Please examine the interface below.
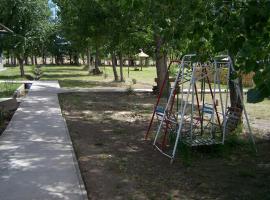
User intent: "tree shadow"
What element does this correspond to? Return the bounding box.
[59,80,121,88]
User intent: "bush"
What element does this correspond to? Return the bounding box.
[132,78,137,84]
[169,64,179,76]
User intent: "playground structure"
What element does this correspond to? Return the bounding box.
[145,54,256,163]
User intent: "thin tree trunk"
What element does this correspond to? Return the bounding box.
[35,56,38,65]
[82,54,85,65]
[114,55,118,66]
[74,54,79,65]
[24,57,28,65]
[6,51,9,65]
[18,56,25,77]
[31,56,34,65]
[69,53,72,65]
[112,52,119,81]
[87,48,91,71]
[94,45,101,74]
[11,56,16,66]
[228,55,243,131]
[119,52,124,82]
[155,34,169,96]
[50,56,53,64]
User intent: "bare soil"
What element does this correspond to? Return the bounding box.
[59,92,270,200]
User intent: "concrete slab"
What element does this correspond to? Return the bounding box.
[0,81,87,200]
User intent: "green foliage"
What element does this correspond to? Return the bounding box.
[169,64,179,76]
[0,0,269,100]
[0,83,21,98]
[0,0,53,76]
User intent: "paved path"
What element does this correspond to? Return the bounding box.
[0,81,87,200]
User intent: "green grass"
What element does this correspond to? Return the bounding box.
[246,98,270,120]
[0,65,157,88]
[0,66,34,80]
[0,83,21,98]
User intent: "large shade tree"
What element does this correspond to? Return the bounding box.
[0,0,51,77]
[191,1,270,104]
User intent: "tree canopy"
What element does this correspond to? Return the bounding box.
[0,0,269,99]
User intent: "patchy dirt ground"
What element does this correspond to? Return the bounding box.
[59,92,270,200]
[0,110,16,134]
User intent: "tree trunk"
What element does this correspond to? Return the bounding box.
[82,54,85,65]
[11,56,16,66]
[74,54,79,65]
[119,52,124,82]
[228,55,244,131]
[6,51,10,65]
[155,34,169,96]
[35,56,38,65]
[18,56,25,77]
[94,45,101,74]
[50,56,54,65]
[31,56,34,65]
[87,48,91,71]
[112,52,119,81]
[114,55,118,66]
[69,53,72,65]
[24,57,28,65]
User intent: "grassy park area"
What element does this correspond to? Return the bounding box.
[1,1,270,199]
[0,65,156,89]
[0,82,21,98]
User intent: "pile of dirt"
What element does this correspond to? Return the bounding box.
[0,98,19,135]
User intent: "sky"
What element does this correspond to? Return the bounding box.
[48,0,58,19]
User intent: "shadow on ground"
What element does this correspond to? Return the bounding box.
[59,92,270,200]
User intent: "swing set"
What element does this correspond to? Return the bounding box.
[145,54,256,163]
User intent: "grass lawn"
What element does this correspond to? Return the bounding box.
[0,66,34,80]
[0,65,253,90]
[0,82,21,98]
[42,65,156,88]
[0,65,157,88]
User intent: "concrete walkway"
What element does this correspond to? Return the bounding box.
[0,81,87,200]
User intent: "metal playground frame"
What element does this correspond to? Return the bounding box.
[145,54,256,163]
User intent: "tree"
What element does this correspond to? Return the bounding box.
[200,1,270,103]
[0,0,51,77]
[137,0,195,95]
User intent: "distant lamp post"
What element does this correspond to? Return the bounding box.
[137,49,149,71]
[0,23,13,69]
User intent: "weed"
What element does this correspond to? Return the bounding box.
[103,73,108,79]
[132,78,137,84]
[126,86,135,95]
